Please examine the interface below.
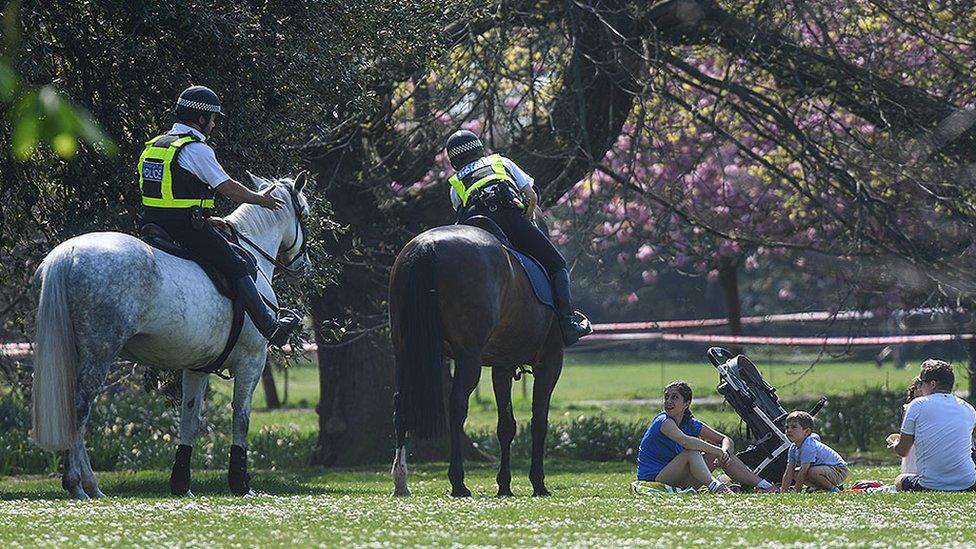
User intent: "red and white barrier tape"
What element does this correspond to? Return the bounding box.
[580,331,976,346]
[4,331,972,357]
[657,332,975,346]
[591,310,875,332]
[1,308,968,357]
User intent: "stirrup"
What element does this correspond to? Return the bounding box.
[559,311,592,347]
[572,311,593,336]
[267,313,301,347]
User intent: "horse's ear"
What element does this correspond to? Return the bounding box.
[246,171,271,190]
[294,171,308,193]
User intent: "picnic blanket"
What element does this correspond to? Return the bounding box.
[630,480,698,495]
[848,479,897,493]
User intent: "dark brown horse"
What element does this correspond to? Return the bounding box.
[389,223,563,497]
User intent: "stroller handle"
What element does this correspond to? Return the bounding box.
[707,347,736,368]
[809,397,828,417]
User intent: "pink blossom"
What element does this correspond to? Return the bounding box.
[641,269,658,284]
[624,292,639,304]
[461,119,483,134]
[434,111,453,125]
[616,252,630,265]
[706,269,719,283]
[636,244,656,261]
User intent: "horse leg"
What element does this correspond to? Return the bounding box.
[391,392,411,497]
[170,369,209,496]
[492,366,516,497]
[76,443,105,499]
[448,354,482,497]
[64,353,113,500]
[228,359,263,496]
[529,345,563,497]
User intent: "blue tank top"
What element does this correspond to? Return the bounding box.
[636,411,704,481]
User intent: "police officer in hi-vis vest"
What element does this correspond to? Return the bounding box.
[137,85,299,347]
[445,130,592,346]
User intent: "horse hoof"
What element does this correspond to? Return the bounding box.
[496,490,515,498]
[451,487,472,498]
[533,488,551,497]
[69,486,90,500]
[242,489,257,498]
[392,487,411,497]
[85,487,106,499]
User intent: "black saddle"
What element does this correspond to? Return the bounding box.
[459,216,555,307]
[138,223,259,379]
[462,215,512,247]
[139,223,257,298]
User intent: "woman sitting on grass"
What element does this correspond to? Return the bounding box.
[636,381,778,493]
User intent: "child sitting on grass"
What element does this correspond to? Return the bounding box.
[781,411,848,493]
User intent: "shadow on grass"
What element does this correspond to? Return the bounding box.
[0,468,368,501]
[0,459,639,501]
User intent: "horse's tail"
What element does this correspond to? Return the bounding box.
[393,242,445,440]
[31,247,79,451]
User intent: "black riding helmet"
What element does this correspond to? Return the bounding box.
[446,130,485,170]
[175,85,222,121]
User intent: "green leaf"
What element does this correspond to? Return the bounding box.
[51,132,78,157]
[11,111,38,160]
[0,62,15,101]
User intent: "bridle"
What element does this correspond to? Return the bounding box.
[230,183,309,278]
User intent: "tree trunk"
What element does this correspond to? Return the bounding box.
[309,289,492,465]
[968,339,976,403]
[261,357,281,410]
[718,259,743,356]
[309,304,395,466]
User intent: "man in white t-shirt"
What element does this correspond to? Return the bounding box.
[888,359,976,491]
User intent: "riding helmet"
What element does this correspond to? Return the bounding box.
[175,85,223,120]
[446,130,485,170]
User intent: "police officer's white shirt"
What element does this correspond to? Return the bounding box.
[167,123,232,189]
[901,392,976,490]
[449,155,534,211]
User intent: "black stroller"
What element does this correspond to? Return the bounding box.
[707,347,827,484]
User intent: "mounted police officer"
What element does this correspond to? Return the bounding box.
[445,130,592,346]
[137,85,299,347]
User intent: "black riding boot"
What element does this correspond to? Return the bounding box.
[234,276,301,347]
[552,268,592,346]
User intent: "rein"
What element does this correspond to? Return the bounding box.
[228,184,308,278]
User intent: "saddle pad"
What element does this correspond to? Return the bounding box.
[503,245,554,308]
[139,225,257,298]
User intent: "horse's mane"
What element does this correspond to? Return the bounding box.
[225,179,294,237]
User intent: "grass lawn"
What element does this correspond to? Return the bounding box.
[2,461,974,547]
[231,354,946,435]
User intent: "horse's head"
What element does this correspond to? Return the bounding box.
[246,171,312,274]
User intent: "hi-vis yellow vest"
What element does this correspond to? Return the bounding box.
[448,154,519,207]
[138,133,215,209]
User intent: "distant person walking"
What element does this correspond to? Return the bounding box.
[888,360,976,492]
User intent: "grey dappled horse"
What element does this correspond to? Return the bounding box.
[30,173,310,499]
